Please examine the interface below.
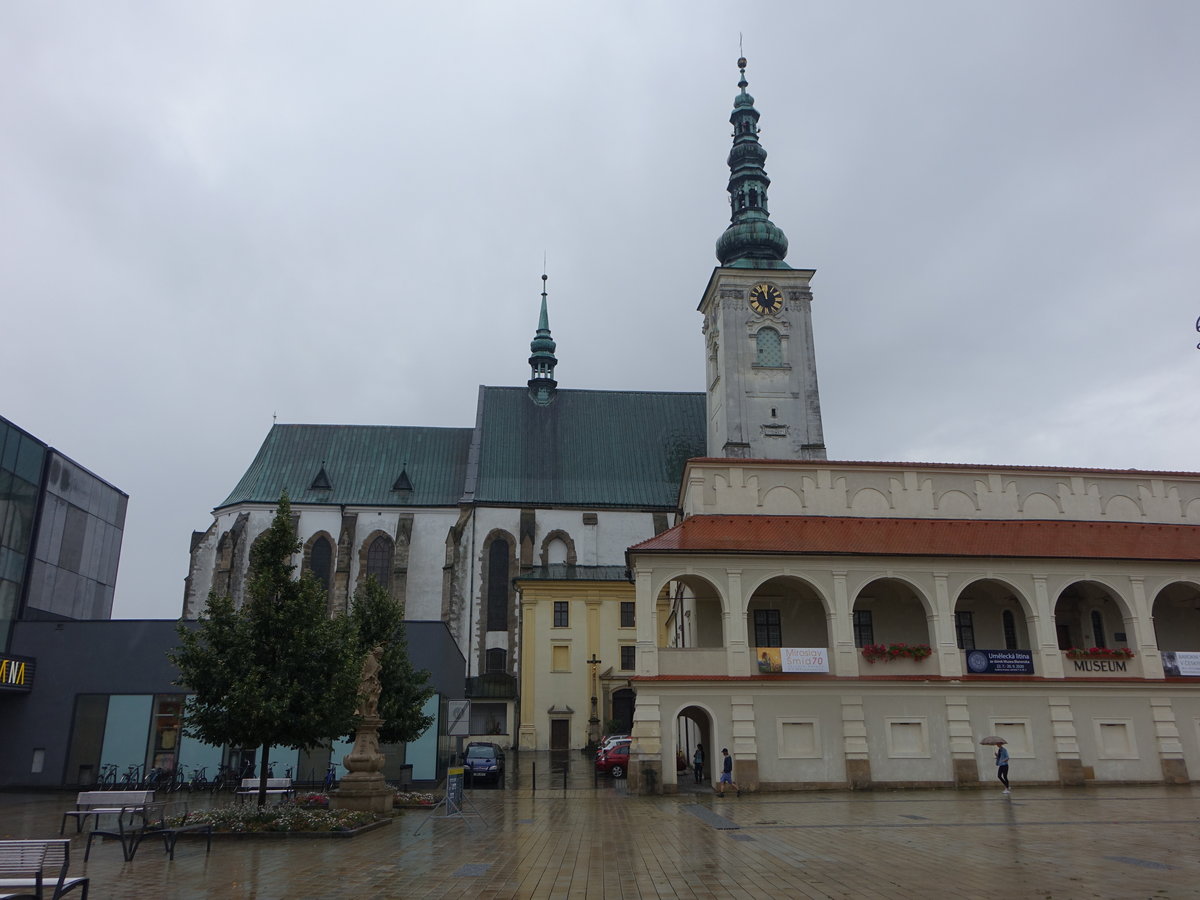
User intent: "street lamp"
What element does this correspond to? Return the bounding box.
[586,654,602,744]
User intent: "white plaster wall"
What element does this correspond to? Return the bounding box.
[685,462,1200,525]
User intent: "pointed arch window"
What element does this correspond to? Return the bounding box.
[310,536,333,595]
[755,327,783,366]
[366,535,393,589]
[487,540,510,632]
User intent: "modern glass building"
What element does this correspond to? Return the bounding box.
[0,414,127,652]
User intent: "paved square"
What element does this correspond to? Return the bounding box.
[2,779,1197,898]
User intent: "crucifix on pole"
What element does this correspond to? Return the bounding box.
[586,654,602,744]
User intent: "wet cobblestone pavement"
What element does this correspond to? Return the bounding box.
[3,760,1198,898]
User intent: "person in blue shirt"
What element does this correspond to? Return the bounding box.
[995,744,1011,794]
[716,747,740,797]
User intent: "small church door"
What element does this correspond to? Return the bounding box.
[550,719,570,750]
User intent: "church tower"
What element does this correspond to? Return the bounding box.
[700,58,826,460]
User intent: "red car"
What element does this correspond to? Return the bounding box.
[595,742,630,778]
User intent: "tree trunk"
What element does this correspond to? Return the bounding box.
[257,746,272,808]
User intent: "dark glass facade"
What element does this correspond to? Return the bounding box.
[1,416,47,650]
[0,415,127,650]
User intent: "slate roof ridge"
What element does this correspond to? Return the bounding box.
[480,384,704,398]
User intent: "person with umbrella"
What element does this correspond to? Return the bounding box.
[981,736,1010,794]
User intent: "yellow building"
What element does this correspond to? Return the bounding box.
[515,566,645,750]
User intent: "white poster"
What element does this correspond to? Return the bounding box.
[781,647,830,673]
[1162,651,1200,676]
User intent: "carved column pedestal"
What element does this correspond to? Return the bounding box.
[330,714,393,814]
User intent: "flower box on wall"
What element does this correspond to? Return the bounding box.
[860,643,933,664]
[1064,647,1135,660]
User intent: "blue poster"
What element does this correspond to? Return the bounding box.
[966,649,1034,674]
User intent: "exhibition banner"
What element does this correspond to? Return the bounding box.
[1161,651,1200,677]
[756,647,830,673]
[965,649,1035,675]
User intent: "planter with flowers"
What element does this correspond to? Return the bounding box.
[861,642,934,664]
[1064,647,1135,660]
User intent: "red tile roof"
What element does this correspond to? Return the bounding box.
[630,516,1200,562]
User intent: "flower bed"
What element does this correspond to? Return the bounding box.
[394,790,437,808]
[1064,646,1135,660]
[170,802,381,834]
[861,642,933,664]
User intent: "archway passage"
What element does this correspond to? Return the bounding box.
[1054,581,1131,651]
[675,705,714,793]
[661,574,725,648]
[610,689,635,735]
[1153,582,1200,671]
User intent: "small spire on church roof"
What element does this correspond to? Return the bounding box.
[528,270,559,405]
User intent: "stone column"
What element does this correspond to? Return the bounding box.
[331,647,393,814]
[831,570,858,676]
[933,573,961,677]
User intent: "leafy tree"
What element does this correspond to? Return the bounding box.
[171,494,361,806]
[349,574,435,744]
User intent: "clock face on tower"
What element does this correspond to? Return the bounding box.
[748,282,783,315]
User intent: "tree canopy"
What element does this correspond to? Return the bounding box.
[170,494,361,804]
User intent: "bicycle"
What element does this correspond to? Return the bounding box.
[96,763,119,790]
[118,764,142,791]
[143,766,167,792]
[188,766,209,793]
[322,764,337,793]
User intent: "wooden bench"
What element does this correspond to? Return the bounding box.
[0,839,89,899]
[234,777,294,803]
[59,791,154,835]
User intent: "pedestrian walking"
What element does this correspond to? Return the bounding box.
[995,743,1011,794]
[716,747,740,797]
[693,743,704,784]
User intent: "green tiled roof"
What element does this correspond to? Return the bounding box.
[219,424,473,509]
[470,387,705,509]
[515,565,631,582]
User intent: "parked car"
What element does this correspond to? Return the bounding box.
[463,742,505,784]
[595,743,630,778]
[595,735,630,760]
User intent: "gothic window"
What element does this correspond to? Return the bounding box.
[1002,610,1018,650]
[309,536,333,594]
[853,610,874,648]
[1090,610,1107,648]
[955,611,975,651]
[753,609,781,647]
[486,648,506,673]
[486,539,509,632]
[366,534,393,589]
[755,328,783,366]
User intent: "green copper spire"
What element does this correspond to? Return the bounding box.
[715,57,790,268]
[528,273,558,405]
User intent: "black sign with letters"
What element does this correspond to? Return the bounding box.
[0,654,34,692]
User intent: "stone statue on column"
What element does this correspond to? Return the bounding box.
[330,645,393,813]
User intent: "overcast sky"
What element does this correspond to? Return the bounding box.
[2,1,1197,619]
